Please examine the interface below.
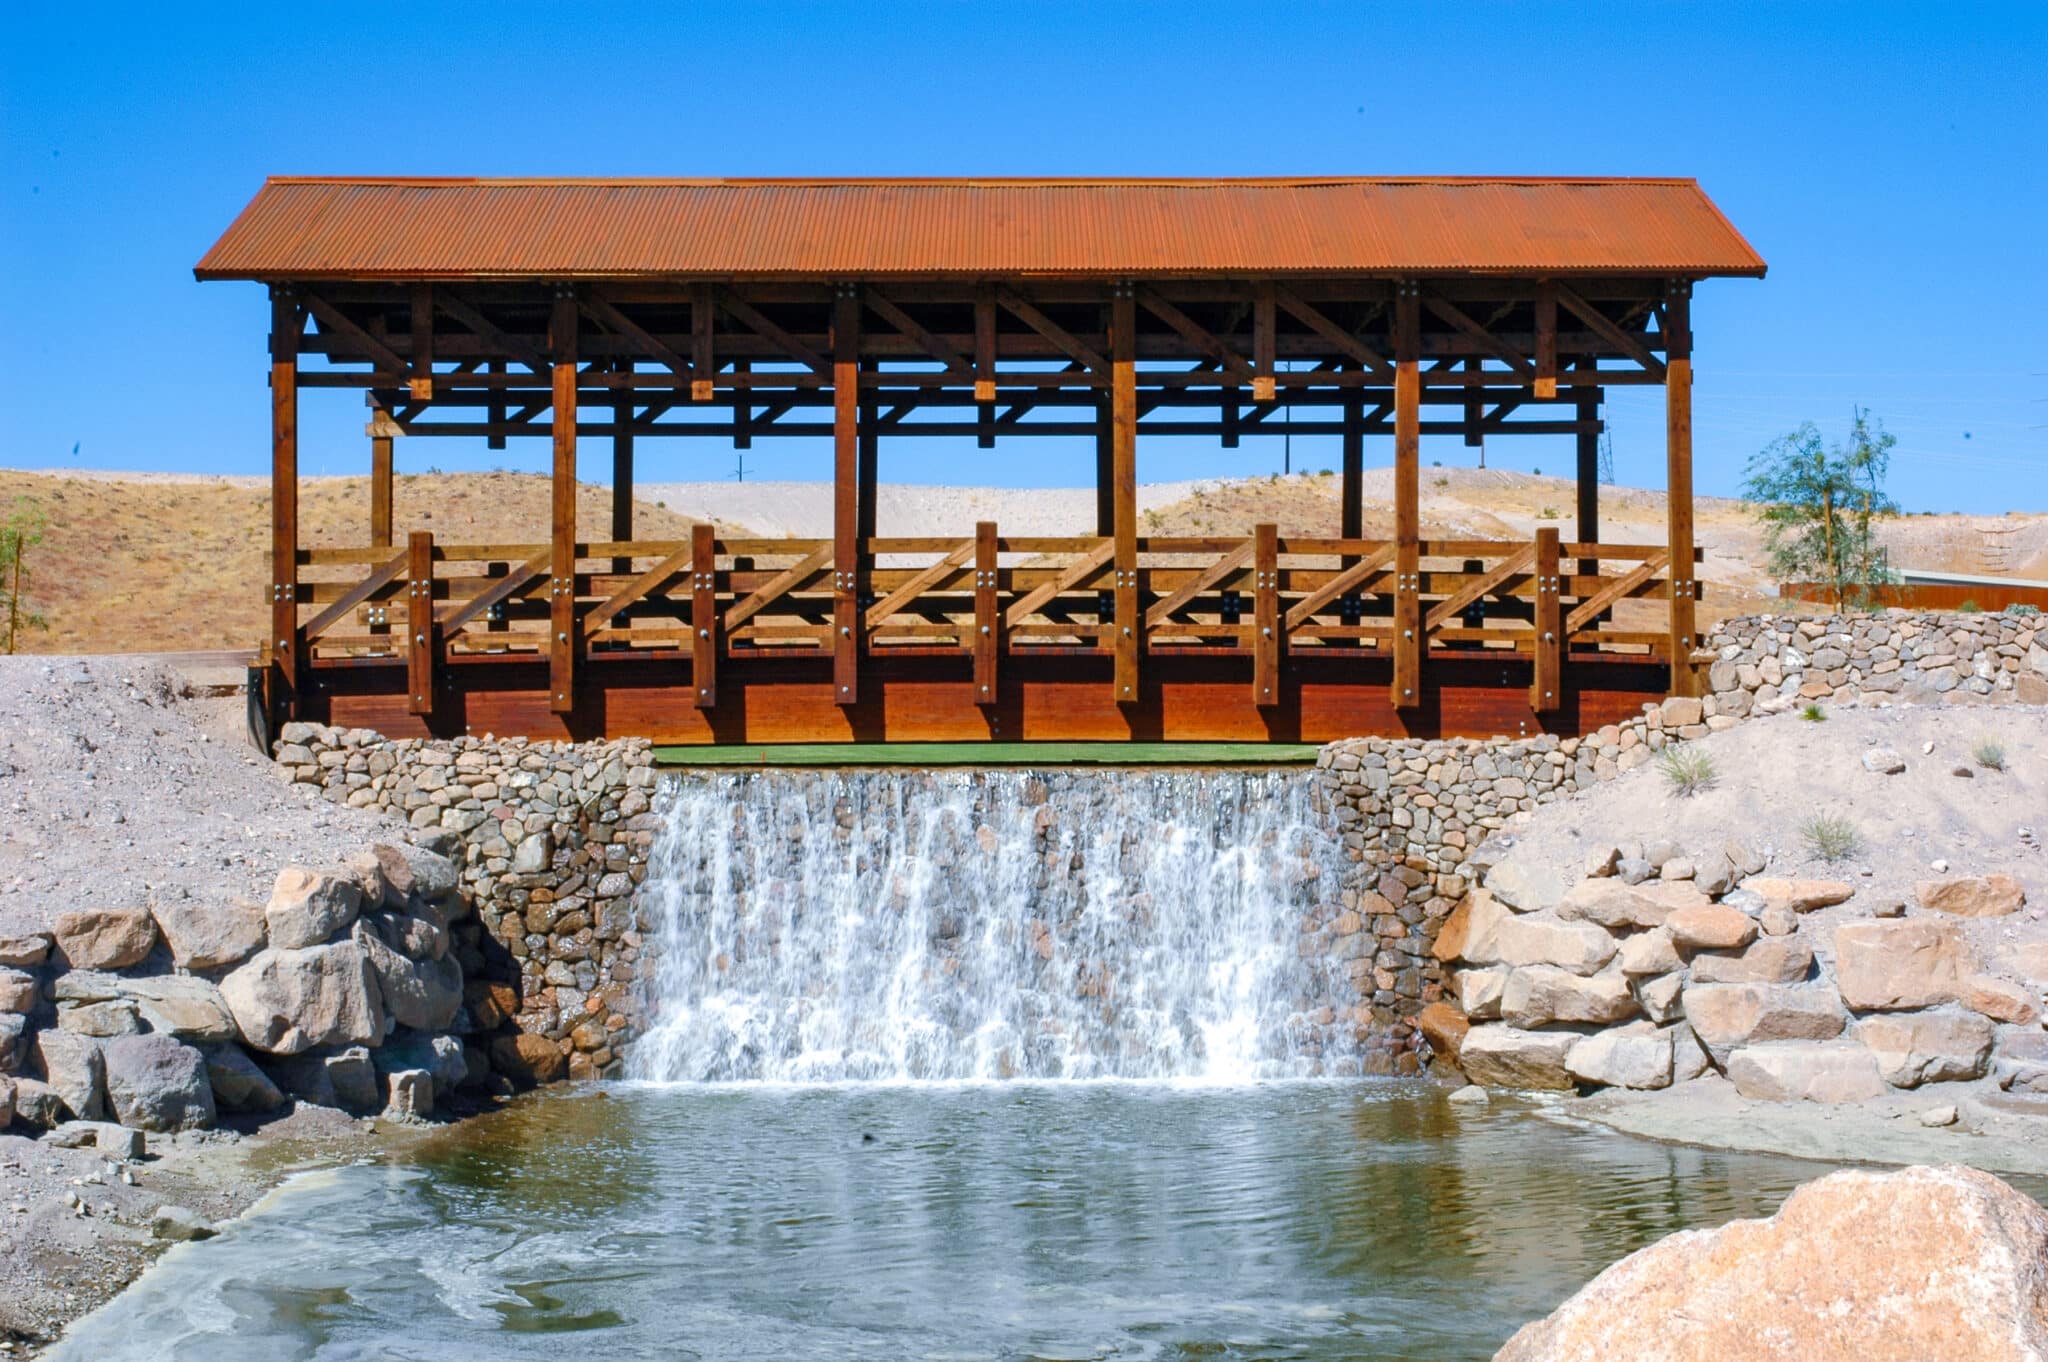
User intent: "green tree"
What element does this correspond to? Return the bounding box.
[1,497,49,653]
[1742,408,1898,609]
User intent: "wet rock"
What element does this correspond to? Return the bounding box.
[103,1033,217,1131]
[1446,1083,1490,1106]
[150,1205,217,1242]
[1501,966,1637,1027]
[1914,874,2025,918]
[1682,982,1846,1061]
[1727,1042,1886,1103]
[1566,1024,1672,1090]
[1416,1001,1469,1069]
[1852,1011,1995,1087]
[33,1030,106,1122]
[265,867,363,949]
[52,908,158,970]
[149,897,267,971]
[490,1032,568,1085]
[1457,1025,1577,1090]
[1833,918,1971,1011]
[1495,1165,2048,1362]
[219,942,386,1055]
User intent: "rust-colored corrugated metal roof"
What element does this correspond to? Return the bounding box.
[194,176,1766,282]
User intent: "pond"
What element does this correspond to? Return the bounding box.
[59,1080,1854,1361]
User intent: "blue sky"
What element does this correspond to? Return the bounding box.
[3,2,2044,511]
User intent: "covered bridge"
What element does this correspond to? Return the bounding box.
[196,176,1765,746]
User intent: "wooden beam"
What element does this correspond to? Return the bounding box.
[406,530,436,716]
[437,552,548,633]
[1534,282,1559,398]
[435,291,548,373]
[1424,295,1536,378]
[858,359,878,541]
[408,284,434,399]
[866,290,973,378]
[1253,522,1279,706]
[1576,375,1601,581]
[1272,288,1393,376]
[303,549,407,642]
[1342,381,1364,540]
[1251,284,1277,402]
[582,291,694,380]
[1111,287,1139,703]
[973,521,1000,705]
[1664,282,1699,697]
[1284,543,1396,629]
[549,290,579,715]
[584,545,691,634]
[690,522,717,709]
[719,288,831,375]
[1004,539,1114,626]
[611,367,634,574]
[269,291,301,728]
[1146,541,1252,626]
[996,287,1109,376]
[974,287,997,406]
[1532,526,1562,712]
[1423,545,1535,631]
[1393,282,1422,709]
[302,292,408,375]
[367,398,394,548]
[866,540,973,627]
[1094,387,1114,537]
[833,287,862,705]
[690,284,715,401]
[723,543,832,630]
[1135,288,1254,382]
[1567,551,1669,633]
[1556,284,1666,377]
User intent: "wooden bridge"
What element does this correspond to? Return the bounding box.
[197,177,1765,746]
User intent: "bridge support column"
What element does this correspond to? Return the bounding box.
[1664,282,1699,698]
[1392,282,1422,709]
[268,288,302,733]
[833,285,863,706]
[1111,285,1139,704]
[548,289,579,716]
[611,369,634,574]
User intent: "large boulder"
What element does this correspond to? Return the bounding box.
[53,972,238,1045]
[149,898,267,971]
[489,1032,568,1086]
[218,942,386,1055]
[1495,1165,2048,1362]
[33,1029,106,1121]
[200,1044,286,1112]
[1485,862,1567,914]
[1852,1011,1996,1087]
[1995,1034,2048,1095]
[1681,982,1845,1062]
[1453,965,1507,1019]
[103,1033,217,1131]
[1965,974,2041,1026]
[0,967,38,1013]
[1565,1025,1673,1090]
[1501,966,1638,1028]
[1742,877,1854,914]
[52,908,158,970]
[1494,917,1618,975]
[0,933,52,968]
[374,1032,468,1094]
[1616,928,1680,977]
[0,1011,25,1070]
[264,868,363,950]
[353,920,461,1031]
[1664,903,1758,953]
[1689,936,1814,986]
[1727,1043,1886,1103]
[1455,1025,1576,1091]
[1416,1002,1469,1070]
[1431,889,1510,964]
[1914,874,2026,918]
[1834,918,1971,1011]
[10,1076,66,1128]
[1557,879,1710,930]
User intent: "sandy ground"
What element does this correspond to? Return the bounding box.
[0,656,408,938]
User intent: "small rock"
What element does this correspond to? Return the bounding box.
[1915,874,2026,919]
[51,909,158,971]
[1860,747,1906,775]
[149,1205,216,1242]
[1918,1104,1959,1128]
[1758,902,1799,936]
[1582,846,1620,879]
[1953,766,1975,779]
[1659,857,1696,882]
[1868,896,1906,919]
[1665,903,1758,952]
[1614,857,1657,885]
[1446,1083,1490,1106]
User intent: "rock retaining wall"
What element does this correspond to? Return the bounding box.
[275,725,661,1081]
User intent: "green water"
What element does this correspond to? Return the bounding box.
[55,1081,1878,1361]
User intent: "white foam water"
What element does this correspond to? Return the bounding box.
[628,767,1350,1083]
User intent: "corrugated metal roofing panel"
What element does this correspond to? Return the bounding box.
[194,177,1766,281]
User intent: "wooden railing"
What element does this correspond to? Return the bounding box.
[291,525,1698,712]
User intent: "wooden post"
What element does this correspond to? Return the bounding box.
[407,530,436,716]
[548,289,579,716]
[1252,283,1276,403]
[1253,521,1279,706]
[690,284,715,403]
[975,286,996,450]
[1392,282,1423,709]
[269,289,301,732]
[1576,377,1602,583]
[1110,286,1139,703]
[486,360,507,451]
[1534,281,1558,399]
[408,284,434,400]
[1463,355,1483,449]
[690,521,717,708]
[974,519,999,705]
[1093,392,1114,537]
[1341,381,1364,541]
[1532,525,1561,713]
[733,359,752,448]
[857,358,879,541]
[611,372,634,575]
[1664,282,1699,698]
[832,286,862,706]
[368,398,394,549]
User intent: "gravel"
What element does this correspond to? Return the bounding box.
[0,656,407,939]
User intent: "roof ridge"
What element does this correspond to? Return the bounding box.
[259,174,1706,189]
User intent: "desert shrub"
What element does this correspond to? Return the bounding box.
[1974,736,2006,771]
[1957,599,1981,613]
[1799,702,1827,722]
[2007,603,2041,617]
[1656,743,1717,797]
[1800,811,1860,863]
[1536,506,1560,520]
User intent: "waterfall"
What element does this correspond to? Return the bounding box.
[628,767,1357,1083]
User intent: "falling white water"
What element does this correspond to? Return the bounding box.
[628,767,1353,1083]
